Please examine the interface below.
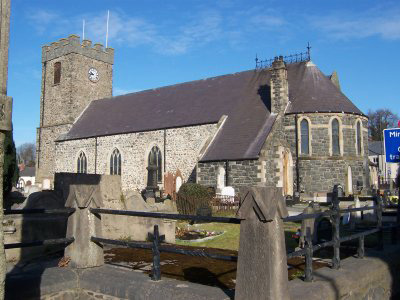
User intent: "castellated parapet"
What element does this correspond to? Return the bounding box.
[42,34,114,65]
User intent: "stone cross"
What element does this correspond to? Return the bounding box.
[64,182,104,268]
[235,187,290,300]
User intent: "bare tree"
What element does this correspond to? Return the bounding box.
[17,142,35,167]
[368,109,399,141]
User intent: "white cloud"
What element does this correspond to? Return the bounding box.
[311,8,400,40]
[26,7,287,55]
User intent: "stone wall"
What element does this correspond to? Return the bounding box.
[55,124,218,192]
[197,160,261,189]
[282,113,369,198]
[36,124,72,184]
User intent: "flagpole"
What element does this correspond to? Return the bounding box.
[106,10,109,48]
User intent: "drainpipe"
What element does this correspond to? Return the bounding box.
[295,114,300,193]
[164,129,166,173]
[94,137,97,174]
[225,160,229,186]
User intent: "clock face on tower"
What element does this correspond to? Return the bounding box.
[88,68,99,82]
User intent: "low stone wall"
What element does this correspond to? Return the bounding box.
[5,244,400,299]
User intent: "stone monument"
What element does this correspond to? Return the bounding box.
[235,187,290,300]
[64,180,104,268]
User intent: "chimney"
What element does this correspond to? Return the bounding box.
[270,56,289,114]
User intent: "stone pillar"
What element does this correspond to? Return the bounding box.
[235,187,290,300]
[270,56,289,114]
[64,183,104,268]
[0,1,12,298]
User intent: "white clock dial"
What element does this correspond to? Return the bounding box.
[88,68,99,82]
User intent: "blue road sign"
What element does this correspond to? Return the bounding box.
[384,128,400,163]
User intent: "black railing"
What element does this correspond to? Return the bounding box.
[90,208,239,281]
[91,192,399,282]
[256,47,311,69]
[3,208,75,249]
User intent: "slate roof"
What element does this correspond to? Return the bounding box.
[20,167,35,177]
[60,61,364,161]
[369,141,384,156]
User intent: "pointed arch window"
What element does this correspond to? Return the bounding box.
[332,118,340,155]
[148,146,162,183]
[110,148,121,175]
[77,151,87,174]
[300,119,310,155]
[54,62,61,84]
[356,121,362,155]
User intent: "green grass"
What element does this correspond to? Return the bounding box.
[175,221,300,251]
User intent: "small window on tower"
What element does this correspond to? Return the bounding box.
[54,62,61,84]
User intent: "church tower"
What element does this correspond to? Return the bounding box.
[36,34,114,185]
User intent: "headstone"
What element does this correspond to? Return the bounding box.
[220,186,235,197]
[235,187,290,300]
[42,178,51,190]
[354,195,361,220]
[299,202,321,247]
[175,176,182,193]
[348,204,356,230]
[64,181,104,268]
[216,166,225,194]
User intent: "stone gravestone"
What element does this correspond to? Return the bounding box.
[299,202,321,247]
[235,187,290,300]
[64,181,104,268]
[216,166,225,194]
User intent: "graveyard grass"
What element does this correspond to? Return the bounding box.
[176,221,300,251]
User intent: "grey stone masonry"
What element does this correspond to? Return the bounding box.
[55,123,218,192]
[270,56,288,114]
[42,35,114,64]
[36,35,114,184]
[197,160,261,189]
[282,113,369,197]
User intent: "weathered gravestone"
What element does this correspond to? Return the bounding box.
[235,187,290,300]
[64,179,104,268]
[299,202,321,247]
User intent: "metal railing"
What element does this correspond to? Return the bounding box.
[3,208,75,249]
[90,191,399,282]
[284,193,399,281]
[255,47,311,70]
[90,208,240,280]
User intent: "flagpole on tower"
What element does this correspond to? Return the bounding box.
[106,10,110,48]
[82,19,85,40]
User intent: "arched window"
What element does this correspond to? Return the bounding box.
[77,151,87,174]
[110,148,121,175]
[300,119,310,155]
[356,121,362,155]
[148,146,162,182]
[54,62,61,84]
[332,118,340,155]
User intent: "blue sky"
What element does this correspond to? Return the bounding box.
[7,0,400,146]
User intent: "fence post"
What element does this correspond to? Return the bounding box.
[149,225,163,281]
[357,235,364,258]
[376,193,384,250]
[304,227,313,282]
[331,185,342,270]
[235,187,290,300]
[64,181,104,268]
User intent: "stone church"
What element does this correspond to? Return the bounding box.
[36,35,369,201]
